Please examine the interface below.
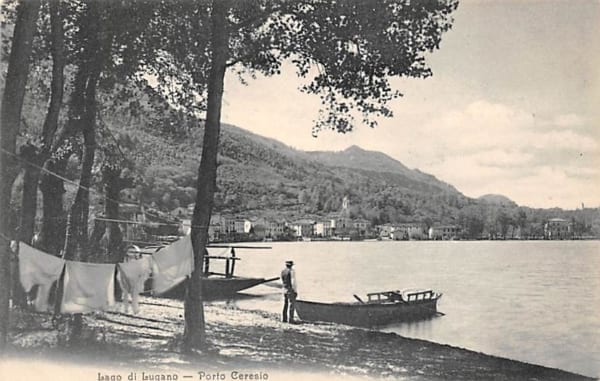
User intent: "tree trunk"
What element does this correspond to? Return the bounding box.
[42,0,66,151]
[61,64,99,344]
[21,0,66,246]
[88,218,107,257]
[18,144,43,245]
[62,0,112,262]
[40,52,87,257]
[0,0,41,350]
[60,67,93,261]
[19,0,66,249]
[103,166,131,263]
[183,0,230,352]
[39,158,67,255]
[62,124,96,261]
[13,143,42,307]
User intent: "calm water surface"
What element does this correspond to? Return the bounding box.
[223,241,600,378]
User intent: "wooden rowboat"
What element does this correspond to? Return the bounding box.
[161,250,279,299]
[158,274,279,300]
[128,244,278,300]
[296,289,443,327]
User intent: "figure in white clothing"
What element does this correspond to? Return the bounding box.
[118,256,152,314]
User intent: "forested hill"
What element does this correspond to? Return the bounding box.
[14,76,599,235]
[308,145,459,194]
[10,69,472,226]
[132,116,472,224]
[127,114,599,237]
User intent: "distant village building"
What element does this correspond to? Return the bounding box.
[428,225,461,240]
[331,196,352,236]
[121,188,138,204]
[244,218,254,234]
[117,191,144,242]
[391,223,426,240]
[187,203,195,215]
[376,224,394,238]
[352,219,371,236]
[170,206,188,219]
[331,215,351,235]
[208,217,222,241]
[291,219,315,238]
[544,218,572,240]
[222,215,236,234]
[242,217,285,240]
[245,217,267,239]
[234,219,246,234]
[265,219,286,239]
[315,220,333,237]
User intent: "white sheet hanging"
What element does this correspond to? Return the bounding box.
[151,234,193,294]
[18,243,65,312]
[61,261,115,314]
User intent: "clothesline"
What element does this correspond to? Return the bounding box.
[17,235,195,315]
[93,216,208,229]
[1,147,139,210]
[1,146,206,233]
[0,231,13,242]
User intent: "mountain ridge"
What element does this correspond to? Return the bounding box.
[14,71,599,240]
[478,194,517,207]
[306,144,459,195]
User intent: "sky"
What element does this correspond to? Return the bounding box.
[220,0,600,210]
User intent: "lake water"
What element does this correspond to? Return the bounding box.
[221,240,600,378]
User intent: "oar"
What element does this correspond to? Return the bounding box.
[261,277,283,288]
[353,294,366,304]
[207,245,272,249]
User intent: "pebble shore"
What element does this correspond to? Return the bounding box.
[2,297,596,381]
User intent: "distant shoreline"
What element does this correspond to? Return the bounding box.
[210,237,600,243]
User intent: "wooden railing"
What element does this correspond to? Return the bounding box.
[366,289,435,303]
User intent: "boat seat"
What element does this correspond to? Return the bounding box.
[389,291,404,302]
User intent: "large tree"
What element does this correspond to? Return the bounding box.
[18,0,65,250]
[60,0,116,261]
[30,0,156,259]
[0,0,41,350]
[147,0,458,351]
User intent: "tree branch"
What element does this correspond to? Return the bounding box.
[229,3,283,33]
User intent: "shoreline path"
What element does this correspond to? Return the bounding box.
[2,296,596,381]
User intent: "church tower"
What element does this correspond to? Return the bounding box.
[341,196,350,217]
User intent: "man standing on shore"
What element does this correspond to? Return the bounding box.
[281,260,297,323]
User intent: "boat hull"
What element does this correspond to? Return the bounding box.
[154,276,273,300]
[295,298,440,327]
[203,277,271,298]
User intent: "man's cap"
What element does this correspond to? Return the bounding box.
[285,260,294,265]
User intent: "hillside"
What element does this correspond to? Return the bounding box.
[308,145,459,194]
[478,194,517,207]
[309,145,415,175]
[125,117,472,225]
[14,79,599,239]
[123,116,598,238]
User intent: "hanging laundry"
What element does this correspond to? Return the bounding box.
[18,242,65,312]
[118,256,152,314]
[151,234,193,294]
[61,261,115,314]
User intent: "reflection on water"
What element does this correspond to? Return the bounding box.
[229,240,600,378]
[392,318,436,338]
